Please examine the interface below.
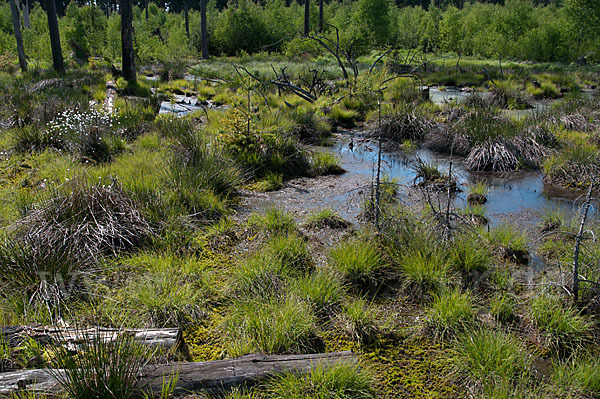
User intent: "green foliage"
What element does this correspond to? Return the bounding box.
[48,328,150,399]
[490,292,517,324]
[426,288,477,341]
[248,208,297,235]
[263,234,312,274]
[168,129,241,220]
[290,271,346,314]
[530,293,593,354]
[449,233,490,277]
[341,298,378,345]
[267,364,375,399]
[304,209,351,229]
[225,294,318,356]
[106,253,213,327]
[329,239,386,291]
[310,152,345,176]
[457,328,531,385]
[553,352,600,397]
[399,249,450,301]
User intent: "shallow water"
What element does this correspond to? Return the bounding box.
[331,130,595,229]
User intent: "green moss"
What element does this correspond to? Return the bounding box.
[183,311,226,361]
[362,334,462,398]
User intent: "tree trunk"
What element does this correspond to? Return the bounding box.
[498,53,503,79]
[9,0,27,73]
[304,0,310,36]
[184,0,189,37]
[0,352,357,395]
[45,0,64,74]
[22,0,31,29]
[318,0,323,33]
[145,0,148,20]
[200,0,208,60]
[572,182,594,304]
[120,0,136,82]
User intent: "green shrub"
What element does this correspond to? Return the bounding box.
[267,364,375,399]
[426,288,477,340]
[225,295,318,356]
[329,239,386,291]
[530,293,592,354]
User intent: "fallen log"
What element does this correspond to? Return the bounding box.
[0,326,184,353]
[0,351,356,396]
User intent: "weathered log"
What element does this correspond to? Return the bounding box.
[0,351,356,396]
[0,326,183,353]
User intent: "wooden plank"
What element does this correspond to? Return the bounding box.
[0,351,357,396]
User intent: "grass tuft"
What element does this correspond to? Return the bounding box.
[329,239,386,292]
[426,288,477,341]
[266,363,375,399]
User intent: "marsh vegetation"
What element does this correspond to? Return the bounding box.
[1,0,600,397]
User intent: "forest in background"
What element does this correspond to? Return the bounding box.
[1,0,599,71]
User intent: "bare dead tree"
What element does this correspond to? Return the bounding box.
[307,24,358,86]
[269,66,318,103]
[573,182,595,304]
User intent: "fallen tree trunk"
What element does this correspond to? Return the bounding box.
[0,351,356,395]
[0,326,182,352]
